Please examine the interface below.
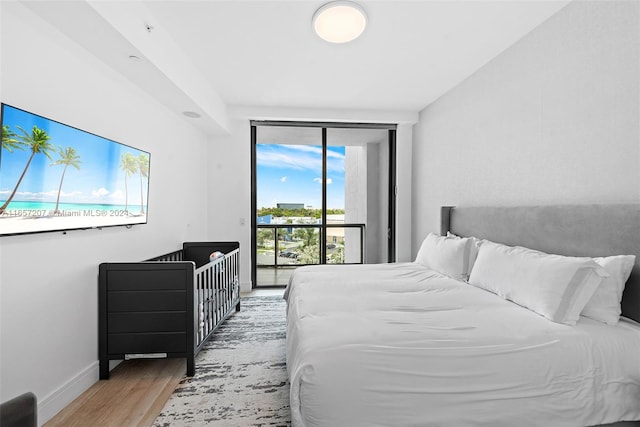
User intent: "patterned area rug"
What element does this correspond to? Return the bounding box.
[153,295,291,427]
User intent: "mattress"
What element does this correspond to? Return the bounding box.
[284,263,640,427]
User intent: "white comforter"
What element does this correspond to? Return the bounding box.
[284,263,640,427]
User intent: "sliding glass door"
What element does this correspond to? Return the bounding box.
[251,121,396,288]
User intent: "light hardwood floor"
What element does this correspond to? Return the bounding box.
[44,358,185,427]
[44,291,283,427]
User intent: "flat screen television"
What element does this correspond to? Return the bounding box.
[0,103,150,236]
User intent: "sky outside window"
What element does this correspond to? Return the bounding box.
[256,143,345,210]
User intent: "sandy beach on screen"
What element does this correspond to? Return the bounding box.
[0,212,146,235]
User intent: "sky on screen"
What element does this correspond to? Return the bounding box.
[1,105,148,206]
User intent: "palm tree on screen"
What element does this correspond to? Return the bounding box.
[51,147,81,214]
[0,125,54,215]
[2,125,22,153]
[137,153,149,214]
[120,152,138,214]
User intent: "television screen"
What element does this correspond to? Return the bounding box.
[0,103,150,236]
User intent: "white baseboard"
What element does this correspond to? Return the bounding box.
[241,280,252,293]
[37,361,99,426]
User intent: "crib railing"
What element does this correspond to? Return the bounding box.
[194,248,240,352]
[147,249,184,262]
[148,245,241,353]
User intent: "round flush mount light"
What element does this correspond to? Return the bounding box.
[313,1,367,44]
[182,111,201,118]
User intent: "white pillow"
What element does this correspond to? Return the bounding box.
[415,233,473,280]
[447,232,482,278]
[468,241,608,325]
[580,255,635,324]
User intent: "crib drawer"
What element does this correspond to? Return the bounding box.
[108,332,186,354]
[108,312,187,333]
[106,268,191,291]
[107,290,187,312]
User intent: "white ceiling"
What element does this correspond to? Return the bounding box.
[19,0,571,135]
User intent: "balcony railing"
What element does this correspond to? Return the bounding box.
[256,223,365,268]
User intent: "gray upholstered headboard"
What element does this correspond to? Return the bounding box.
[441,204,640,323]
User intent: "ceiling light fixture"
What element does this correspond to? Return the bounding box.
[313,1,367,44]
[182,111,201,118]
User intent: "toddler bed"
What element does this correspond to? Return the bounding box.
[284,205,640,427]
[99,241,240,379]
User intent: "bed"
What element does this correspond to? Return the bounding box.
[284,204,640,427]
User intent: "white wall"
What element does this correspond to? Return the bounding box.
[205,118,253,290]
[366,142,381,263]
[0,3,212,423]
[345,145,367,263]
[395,124,413,262]
[412,0,640,255]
